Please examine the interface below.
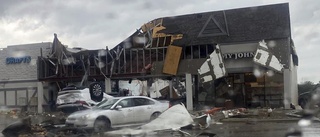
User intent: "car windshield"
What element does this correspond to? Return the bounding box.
[94,98,119,109]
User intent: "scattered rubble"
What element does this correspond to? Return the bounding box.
[205,107,224,115]
[286,110,320,122]
[2,117,32,137]
[1,116,85,137]
[193,114,212,129]
[106,104,213,136]
[1,111,70,137]
[106,104,194,136]
[221,108,248,118]
[2,106,312,137]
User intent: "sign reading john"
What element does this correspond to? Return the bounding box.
[6,56,31,64]
[222,52,255,59]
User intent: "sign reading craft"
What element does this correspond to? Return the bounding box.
[6,56,31,64]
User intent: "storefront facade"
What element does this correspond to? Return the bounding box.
[143,3,298,109]
[211,39,296,108]
[0,42,52,112]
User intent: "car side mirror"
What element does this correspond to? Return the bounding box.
[115,105,122,110]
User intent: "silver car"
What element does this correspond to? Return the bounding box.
[65,96,170,132]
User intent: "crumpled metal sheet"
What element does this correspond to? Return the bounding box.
[106,104,194,135]
[198,44,226,83]
[193,114,212,129]
[140,104,194,131]
[253,40,284,73]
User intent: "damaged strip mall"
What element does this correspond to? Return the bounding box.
[1,3,298,114]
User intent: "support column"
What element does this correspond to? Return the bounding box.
[105,78,112,93]
[169,80,173,98]
[283,69,291,109]
[186,73,193,110]
[291,66,298,105]
[37,82,43,113]
[155,80,159,98]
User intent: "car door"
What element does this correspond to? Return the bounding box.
[112,98,135,125]
[132,98,156,123]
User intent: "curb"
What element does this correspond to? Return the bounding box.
[220,118,301,123]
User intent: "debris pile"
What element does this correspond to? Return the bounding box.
[0,108,21,119]
[222,108,248,118]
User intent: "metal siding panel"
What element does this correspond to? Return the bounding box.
[17,90,27,106]
[6,91,15,106]
[0,91,5,105]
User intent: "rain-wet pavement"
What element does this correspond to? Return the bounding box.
[1,111,320,137]
[102,122,320,137]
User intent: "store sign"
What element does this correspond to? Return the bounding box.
[222,52,255,59]
[6,56,31,64]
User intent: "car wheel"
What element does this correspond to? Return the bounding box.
[89,82,104,102]
[93,118,110,133]
[150,112,161,121]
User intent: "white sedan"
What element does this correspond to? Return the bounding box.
[65,96,170,132]
[56,87,113,113]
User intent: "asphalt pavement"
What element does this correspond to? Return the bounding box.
[1,108,320,137]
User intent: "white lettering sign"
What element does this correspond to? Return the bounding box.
[222,52,255,59]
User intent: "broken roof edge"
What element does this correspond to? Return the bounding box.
[50,33,109,56]
[6,42,52,48]
[110,29,142,51]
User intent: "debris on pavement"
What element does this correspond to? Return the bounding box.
[193,114,212,129]
[286,110,320,122]
[222,108,248,118]
[0,107,21,119]
[205,107,224,115]
[286,110,303,118]
[1,112,73,137]
[106,104,197,136]
[267,108,273,117]
[2,116,32,137]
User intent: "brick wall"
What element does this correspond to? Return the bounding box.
[0,42,52,80]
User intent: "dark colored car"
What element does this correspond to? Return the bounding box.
[298,84,320,109]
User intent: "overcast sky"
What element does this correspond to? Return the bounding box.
[0,0,319,83]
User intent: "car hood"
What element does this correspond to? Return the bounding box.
[69,108,105,117]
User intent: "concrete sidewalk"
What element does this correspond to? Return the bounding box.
[220,117,300,123]
[209,108,310,123]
